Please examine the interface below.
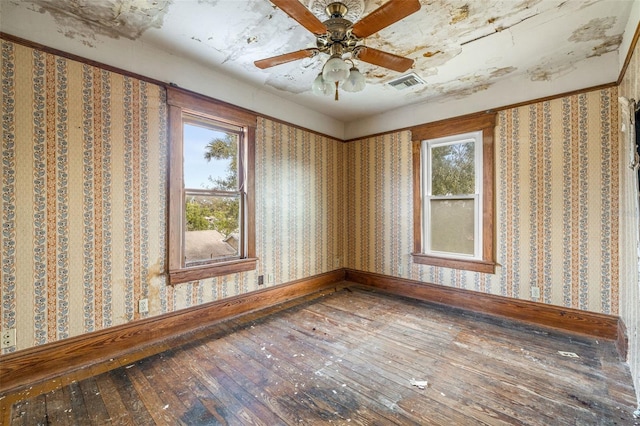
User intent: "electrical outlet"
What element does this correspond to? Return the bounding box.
[267,274,273,283]
[1,328,16,349]
[138,299,149,314]
[531,287,540,299]
[258,275,264,286]
[334,258,340,268]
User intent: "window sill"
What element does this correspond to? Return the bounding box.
[412,253,496,274]
[169,257,258,285]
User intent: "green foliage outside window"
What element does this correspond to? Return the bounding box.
[431,142,475,196]
[205,134,238,191]
[186,200,214,231]
[209,197,239,238]
[186,133,240,238]
[186,196,239,238]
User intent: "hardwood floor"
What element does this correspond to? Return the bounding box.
[7,286,638,425]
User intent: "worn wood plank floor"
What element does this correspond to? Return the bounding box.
[8,286,638,425]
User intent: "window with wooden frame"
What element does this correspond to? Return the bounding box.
[167,88,256,285]
[411,112,496,274]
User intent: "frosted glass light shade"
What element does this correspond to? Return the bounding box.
[312,73,333,96]
[322,55,350,83]
[341,67,366,92]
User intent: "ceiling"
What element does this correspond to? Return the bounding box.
[1,0,637,137]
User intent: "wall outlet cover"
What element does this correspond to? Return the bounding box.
[1,328,16,349]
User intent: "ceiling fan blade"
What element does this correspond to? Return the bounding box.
[351,0,421,38]
[356,47,413,72]
[271,0,326,35]
[254,48,318,69]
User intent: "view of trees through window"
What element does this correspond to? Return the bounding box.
[427,137,478,257]
[185,194,239,238]
[431,141,475,196]
[183,122,241,265]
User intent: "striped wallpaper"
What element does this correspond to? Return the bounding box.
[0,40,346,353]
[347,88,620,315]
[618,35,640,405]
[346,131,414,278]
[255,118,348,286]
[1,41,167,352]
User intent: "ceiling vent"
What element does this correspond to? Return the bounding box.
[387,72,425,90]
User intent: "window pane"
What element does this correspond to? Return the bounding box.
[430,199,475,255]
[185,194,240,265]
[183,123,238,191]
[431,141,475,196]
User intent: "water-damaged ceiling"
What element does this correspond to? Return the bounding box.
[1,0,636,127]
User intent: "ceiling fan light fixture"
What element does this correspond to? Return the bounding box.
[341,66,365,92]
[322,54,351,83]
[312,73,333,96]
[257,0,422,101]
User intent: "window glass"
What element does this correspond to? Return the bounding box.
[429,199,475,255]
[184,193,240,265]
[423,131,482,260]
[182,117,243,267]
[183,123,237,191]
[430,141,475,196]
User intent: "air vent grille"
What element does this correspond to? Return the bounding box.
[388,72,425,90]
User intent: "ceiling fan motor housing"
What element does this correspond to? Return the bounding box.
[319,2,360,57]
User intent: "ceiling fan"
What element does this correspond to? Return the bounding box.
[254,0,421,98]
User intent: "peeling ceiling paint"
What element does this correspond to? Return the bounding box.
[529,61,577,82]
[568,16,623,58]
[569,16,617,42]
[31,0,171,40]
[3,0,634,123]
[589,34,623,57]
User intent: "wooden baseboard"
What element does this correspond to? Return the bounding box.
[1,267,628,398]
[617,319,628,361]
[0,269,345,395]
[345,269,624,353]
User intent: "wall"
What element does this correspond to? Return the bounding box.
[1,40,167,350]
[347,87,620,315]
[618,35,640,406]
[345,131,413,278]
[254,118,347,289]
[0,40,346,353]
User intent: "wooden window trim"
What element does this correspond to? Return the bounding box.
[167,87,256,128]
[411,112,497,274]
[167,88,257,285]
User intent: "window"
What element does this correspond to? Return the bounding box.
[167,88,256,284]
[423,131,482,257]
[183,116,244,265]
[412,113,496,273]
